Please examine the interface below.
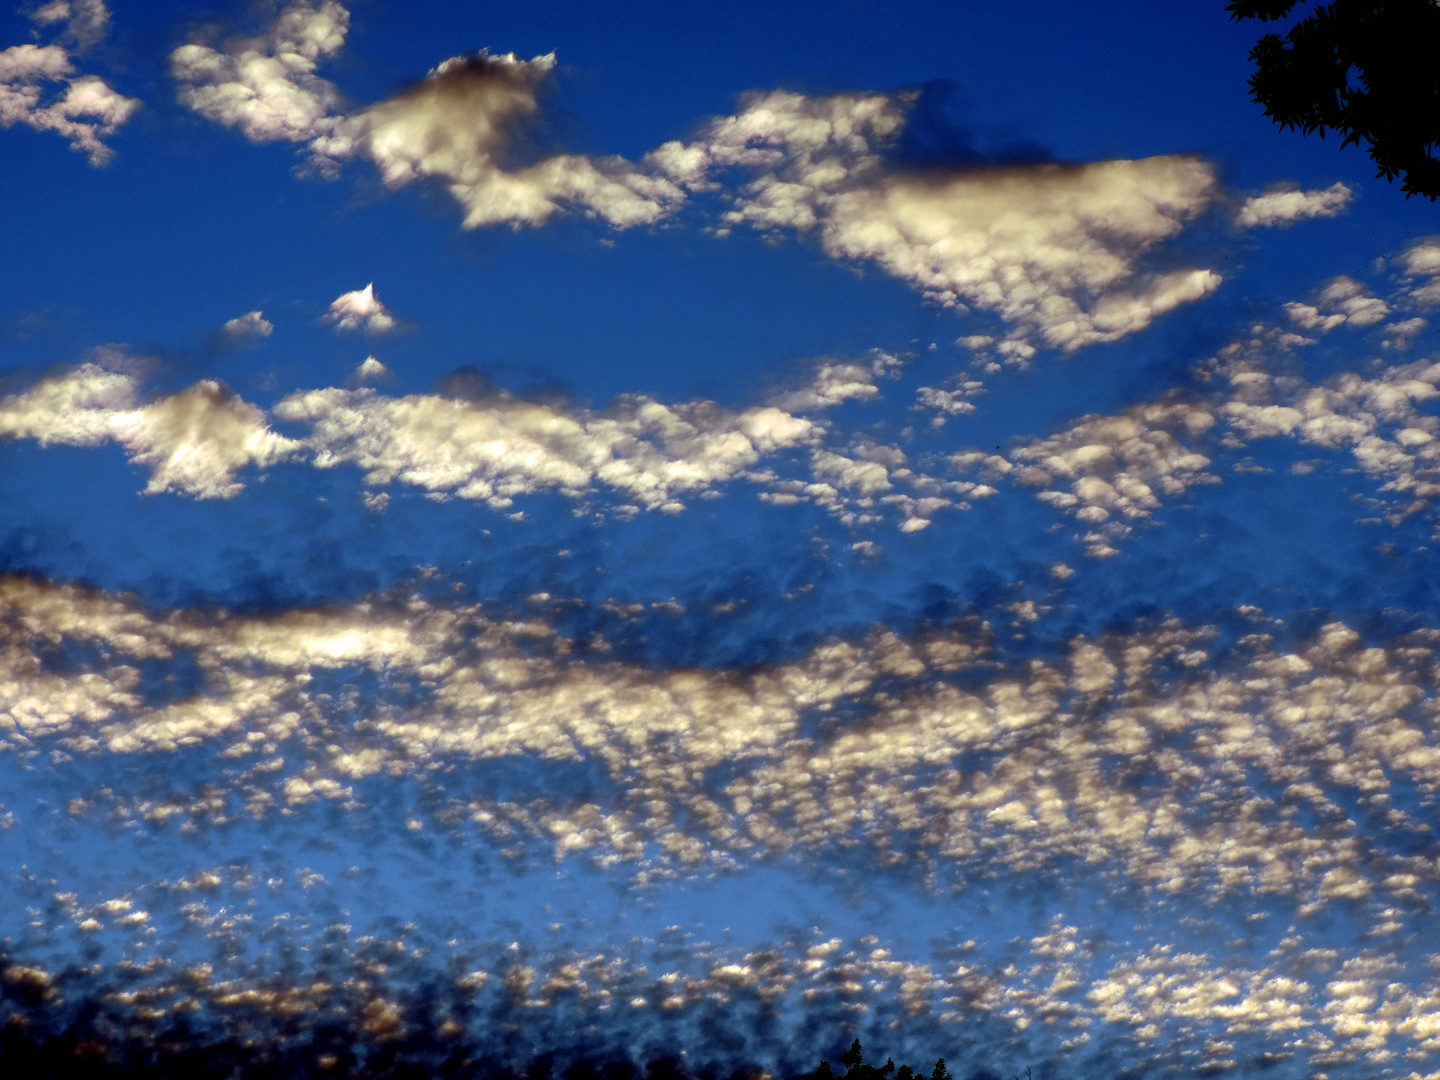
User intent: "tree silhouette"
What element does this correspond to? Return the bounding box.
[1227,1,1440,199]
[815,1039,950,1080]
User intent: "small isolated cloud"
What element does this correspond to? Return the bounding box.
[350,356,392,386]
[1284,275,1390,332]
[1236,181,1353,228]
[0,8,137,165]
[325,284,396,334]
[222,310,274,339]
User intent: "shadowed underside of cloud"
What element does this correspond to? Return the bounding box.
[3,572,1440,1076]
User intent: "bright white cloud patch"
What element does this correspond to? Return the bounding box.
[276,384,818,511]
[222,310,274,338]
[325,283,397,334]
[0,2,136,165]
[1236,181,1353,228]
[1398,237,1440,308]
[656,90,1222,353]
[169,0,349,157]
[171,2,683,227]
[1284,275,1389,332]
[0,362,301,497]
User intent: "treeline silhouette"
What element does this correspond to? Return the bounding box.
[0,962,968,1080]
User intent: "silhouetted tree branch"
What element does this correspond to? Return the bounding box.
[815,1040,950,1080]
[1227,0,1440,199]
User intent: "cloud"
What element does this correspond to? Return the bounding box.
[8,571,1440,1071]
[353,51,683,228]
[0,361,301,497]
[275,382,819,511]
[1398,237,1440,308]
[0,20,137,164]
[171,2,683,227]
[0,352,956,524]
[169,0,350,155]
[656,90,1221,353]
[325,283,397,334]
[349,356,392,386]
[960,399,1218,557]
[173,8,1224,336]
[1236,181,1353,228]
[1284,276,1390,332]
[29,0,110,53]
[221,310,274,338]
[958,314,1440,555]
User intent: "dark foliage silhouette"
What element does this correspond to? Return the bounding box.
[813,1039,951,1080]
[1227,0,1440,198]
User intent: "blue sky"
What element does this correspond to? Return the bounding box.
[4,2,1440,1078]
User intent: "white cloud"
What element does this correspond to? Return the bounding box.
[350,356,391,385]
[222,310,274,338]
[0,26,137,164]
[169,0,349,158]
[764,350,901,413]
[657,90,1221,352]
[978,400,1219,557]
[325,284,397,334]
[354,51,683,229]
[1284,275,1389,332]
[0,362,301,497]
[1398,237,1440,308]
[1236,181,1353,228]
[275,383,818,511]
[171,3,683,227]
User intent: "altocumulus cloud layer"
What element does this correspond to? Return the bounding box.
[8,1,1440,1078]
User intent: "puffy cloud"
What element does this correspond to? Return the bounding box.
[353,51,682,228]
[29,0,110,53]
[1221,357,1440,521]
[657,90,1221,352]
[0,25,137,164]
[169,0,349,156]
[221,310,274,338]
[171,3,682,227]
[275,382,819,511]
[967,400,1218,557]
[8,575,1440,929]
[763,350,902,413]
[350,356,392,385]
[0,362,301,497]
[1235,181,1353,228]
[325,283,396,334]
[1284,276,1390,332]
[1398,237,1440,308]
